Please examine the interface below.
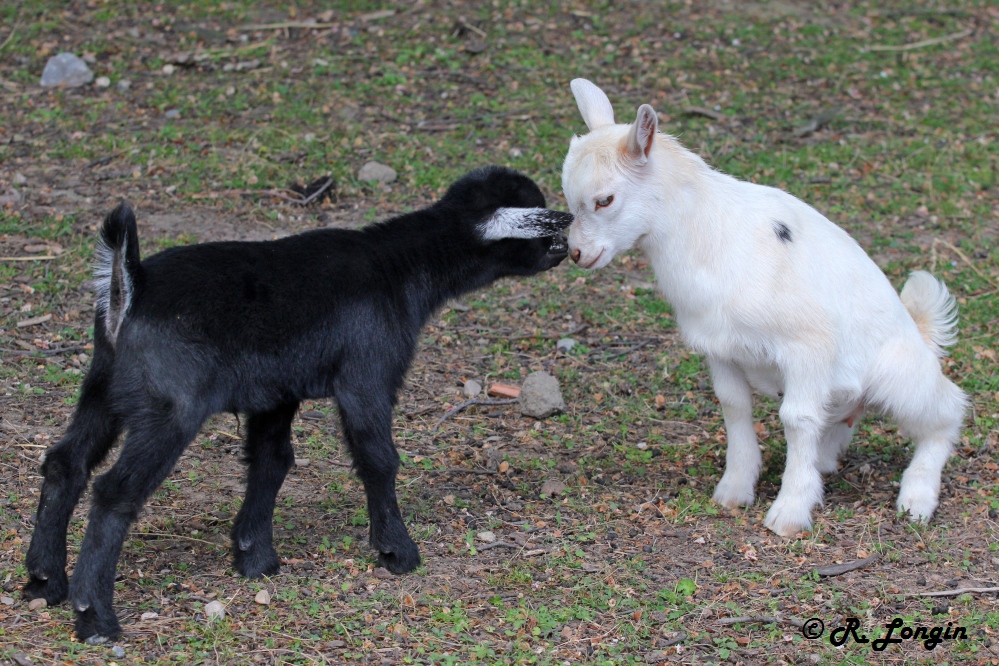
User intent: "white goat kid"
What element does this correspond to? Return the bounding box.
[561,78,967,537]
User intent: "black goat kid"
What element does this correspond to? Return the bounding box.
[23,166,572,643]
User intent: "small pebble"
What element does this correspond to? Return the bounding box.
[140,611,158,620]
[254,589,271,605]
[117,79,132,92]
[556,338,576,353]
[204,600,225,621]
[111,645,125,658]
[0,595,14,606]
[162,64,175,75]
[294,458,310,467]
[476,530,496,543]
[164,109,180,119]
[95,76,111,88]
[28,598,47,611]
[463,379,482,398]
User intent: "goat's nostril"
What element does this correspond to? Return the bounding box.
[571,249,581,263]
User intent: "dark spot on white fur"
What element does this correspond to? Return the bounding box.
[774,221,792,243]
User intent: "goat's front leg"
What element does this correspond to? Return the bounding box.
[231,402,298,578]
[334,388,419,574]
[764,370,827,537]
[708,357,761,508]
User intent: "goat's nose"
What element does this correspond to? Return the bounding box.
[570,249,581,264]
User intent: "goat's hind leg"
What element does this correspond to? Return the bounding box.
[870,344,966,522]
[69,413,199,643]
[24,349,121,606]
[816,421,855,474]
[231,403,298,578]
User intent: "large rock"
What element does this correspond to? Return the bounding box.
[358,161,397,184]
[519,371,566,418]
[40,53,94,88]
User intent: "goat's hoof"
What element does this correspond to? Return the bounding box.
[897,495,937,524]
[74,606,122,644]
[712,476,755,509]
[23,571,68,605]
[763,500,813,538]
[233,544,281,579]
[377,545,421,575]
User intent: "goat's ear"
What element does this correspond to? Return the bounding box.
[571,78,615,131]
[626,104,658,164]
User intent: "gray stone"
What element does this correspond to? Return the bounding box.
[519,371,566,418]
[117,79,132,92]
[358,161,397,184]
[111,645,125,658]
[539,478,566,497]
[463,379,482,398]
[12,172,26,186]
[556,338,576,353]
[204,600,225,622]
[164,109,180,119]
[40,53,94,88]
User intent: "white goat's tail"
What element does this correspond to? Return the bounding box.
[94,202,142,347]
[900,270,959,357]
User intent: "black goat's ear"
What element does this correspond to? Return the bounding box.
[478,208,574,241]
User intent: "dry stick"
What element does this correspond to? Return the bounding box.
[0,255,58,261]
[423,467,498,476]
[135,531,223,548]
[814,552,880,577]
[907,587,999,598]
[934,238,999,289]
[683,106,727,122]
[716,615,805,629]
[240,22,338,30]
[293,176,335,206]
[476,541,520,551]
[1,345,86,357]
[662,632,687,648]
[0,2,21,53]
[458,18,487,38]
[864,28,973,53]
[432,397,518,432]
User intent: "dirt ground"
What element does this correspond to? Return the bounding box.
[1,1,998,665]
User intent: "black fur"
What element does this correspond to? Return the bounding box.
[774,221,793,244]
[23,166,571,643]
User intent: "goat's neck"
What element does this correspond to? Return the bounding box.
[639,141,741,314]
[368,218,493,326]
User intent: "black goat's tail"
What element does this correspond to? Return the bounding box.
[94,202,142,347]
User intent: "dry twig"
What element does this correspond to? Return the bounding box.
[906,586,999,598]
[864,29,973,53]
[716,615,805,628]
[432,398,519,431]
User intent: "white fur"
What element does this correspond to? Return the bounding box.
[93,230,132,345]
[561,79,967,537]
[478,207,566,240]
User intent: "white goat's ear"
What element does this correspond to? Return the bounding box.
[627,104,658,163]
[570,78,615,131]
[478,208,573,240]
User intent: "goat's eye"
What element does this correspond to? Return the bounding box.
[595,195,614,210]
